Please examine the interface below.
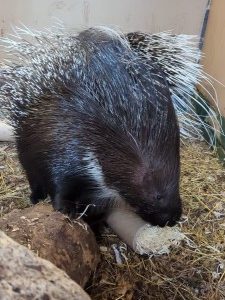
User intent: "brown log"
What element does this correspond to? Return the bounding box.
[0,230,91,300]
[0,203,100,287]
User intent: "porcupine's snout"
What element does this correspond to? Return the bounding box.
[153,205,182,227]
[136,196,182,227]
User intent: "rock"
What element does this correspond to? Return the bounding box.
[0,203,100,287]
[0,121,14,142]
[0,230,91,300]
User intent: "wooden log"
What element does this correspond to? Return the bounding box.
[0,230,91,300]
[0,203,100,287]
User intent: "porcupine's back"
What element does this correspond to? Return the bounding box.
[1,27,221,144]
[1,27,178,150]
[126,31,224,144]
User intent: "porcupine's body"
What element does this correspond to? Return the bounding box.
[1,27,182,228]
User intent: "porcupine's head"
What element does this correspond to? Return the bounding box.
[103,70,183,228]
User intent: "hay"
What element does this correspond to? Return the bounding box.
[0,143,30,217]
[1,142,225,299]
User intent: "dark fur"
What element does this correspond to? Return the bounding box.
[12,28,182,228]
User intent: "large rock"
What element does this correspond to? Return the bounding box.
[0,203,100,287]
[0,121,14,142]
[0,230,91,300]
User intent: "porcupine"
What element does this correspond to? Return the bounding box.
[0,26,182,229]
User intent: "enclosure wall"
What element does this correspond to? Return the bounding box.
[0,0,207,59]
[201,0,225,117]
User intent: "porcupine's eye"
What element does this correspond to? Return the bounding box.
[156,194,162,201]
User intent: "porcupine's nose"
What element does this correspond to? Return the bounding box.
[157,212,180,227]
[138,201,182,227]
[156,196,183,227]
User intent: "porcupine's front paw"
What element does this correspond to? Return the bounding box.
[30,192,39,204]
[83,213,106,240]
[30,184,47,204]
[52,193,77,217]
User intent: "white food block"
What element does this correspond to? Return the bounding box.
[106,208,185,255]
